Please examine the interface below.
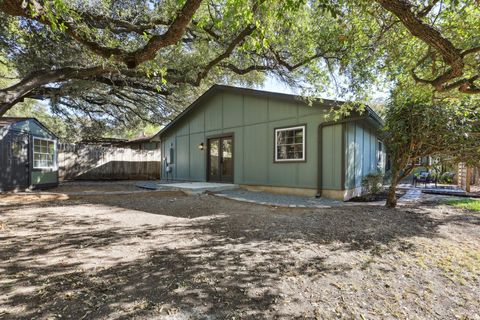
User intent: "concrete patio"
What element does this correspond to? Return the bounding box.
[136,180,239,194]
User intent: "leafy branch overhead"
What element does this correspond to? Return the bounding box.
[0,0,350,123]
[0,0,479,132]
[376,0,480,94]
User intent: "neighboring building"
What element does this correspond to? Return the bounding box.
[124,133,161,150]
[158,85,385,200]
[79,135,160,150]
[0,117,59,192]
[79,137,128,147]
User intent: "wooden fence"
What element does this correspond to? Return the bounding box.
[457,162,479,192]
[58,143,161,181]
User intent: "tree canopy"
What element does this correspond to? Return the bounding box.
[0,0,479,139]
[382,84,480,207]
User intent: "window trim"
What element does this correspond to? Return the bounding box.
[274,124,306,163]
[32,137,57,170]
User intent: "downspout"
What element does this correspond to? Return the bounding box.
[316,115,370,198]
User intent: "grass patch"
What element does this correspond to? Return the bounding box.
[446,199,480,211]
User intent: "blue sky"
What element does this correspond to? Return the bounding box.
[257,74,389,103]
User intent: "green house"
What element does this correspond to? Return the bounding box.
[0,117,59,192]
[159,85,385,200]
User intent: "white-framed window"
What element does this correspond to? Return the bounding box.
[274,125,305,162]
[33,137,56,169]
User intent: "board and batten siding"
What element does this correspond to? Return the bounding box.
[345,122,384,190]
[161,91,330,190]
[321,124,343,190]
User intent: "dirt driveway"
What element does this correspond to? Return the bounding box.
[0,188,479,319]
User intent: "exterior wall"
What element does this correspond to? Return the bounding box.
[161,91,327,190]
[2,119,58,189]
[31,171,58,186]
[345,121,384,191]
[321,124,342,190]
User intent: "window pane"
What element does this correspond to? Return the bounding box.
[48,142,55,154]
[33,139,55,168]
[276,127,304,160]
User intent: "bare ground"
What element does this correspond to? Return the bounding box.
[0,189,479,319]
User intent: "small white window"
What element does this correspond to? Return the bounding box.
[33,138,56,169]
[275,125,305,162]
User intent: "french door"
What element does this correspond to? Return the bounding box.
[207,136,233,183]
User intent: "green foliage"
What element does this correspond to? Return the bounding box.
[1,0,480,142]
[362,172,384,195]
[446,199,480,212]
[438,172,455,184]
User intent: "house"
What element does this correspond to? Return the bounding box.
[158,85,385,200]
[79,135,161,150]
[0,117,58,192]
[124,133,161,150]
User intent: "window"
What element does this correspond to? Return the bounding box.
[377,140,384,168]
[33,138,56,169]
[275,125,305,162]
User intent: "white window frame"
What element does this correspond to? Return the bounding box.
[33,137,57,170]
[274,125,306,162]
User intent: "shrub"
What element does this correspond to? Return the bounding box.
[439,172,455,184]
[362,172,384,195]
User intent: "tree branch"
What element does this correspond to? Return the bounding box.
[0,66,108,116]
[0,0,203,68]
[375,0,478,93]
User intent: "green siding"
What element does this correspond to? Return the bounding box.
[345,122,382,190]
[204,95,223,131]
[10,120,55,140]
[176,135,190,180]
[243,123,268,184]
[161,90,328,189]
[31,171,58,185]
[160,90,381,193]
[189,132,206,181]
[244,95,268,125]
[321,124,342,190]
[223,93,243,128]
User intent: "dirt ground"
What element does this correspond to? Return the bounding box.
[0,188,479,319]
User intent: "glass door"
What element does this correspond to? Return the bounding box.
[220,137,233,182]
[207,136,233,183]
[208,138,220,182]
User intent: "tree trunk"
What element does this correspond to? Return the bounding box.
[466,166,471,193]
[477,167,480,186]
[386,167,401,208]
[386,183,398,208]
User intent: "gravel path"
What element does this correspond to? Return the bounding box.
[216,189,346,207]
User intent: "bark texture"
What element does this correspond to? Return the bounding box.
[375,0,480,94]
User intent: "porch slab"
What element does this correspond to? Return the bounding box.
[136,181,239,194]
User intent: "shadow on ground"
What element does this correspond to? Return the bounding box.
[1,193,479,319]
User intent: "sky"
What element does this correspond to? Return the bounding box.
[257,74,389,103]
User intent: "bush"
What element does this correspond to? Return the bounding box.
[362,172,384,195]
[439,172,455,184]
